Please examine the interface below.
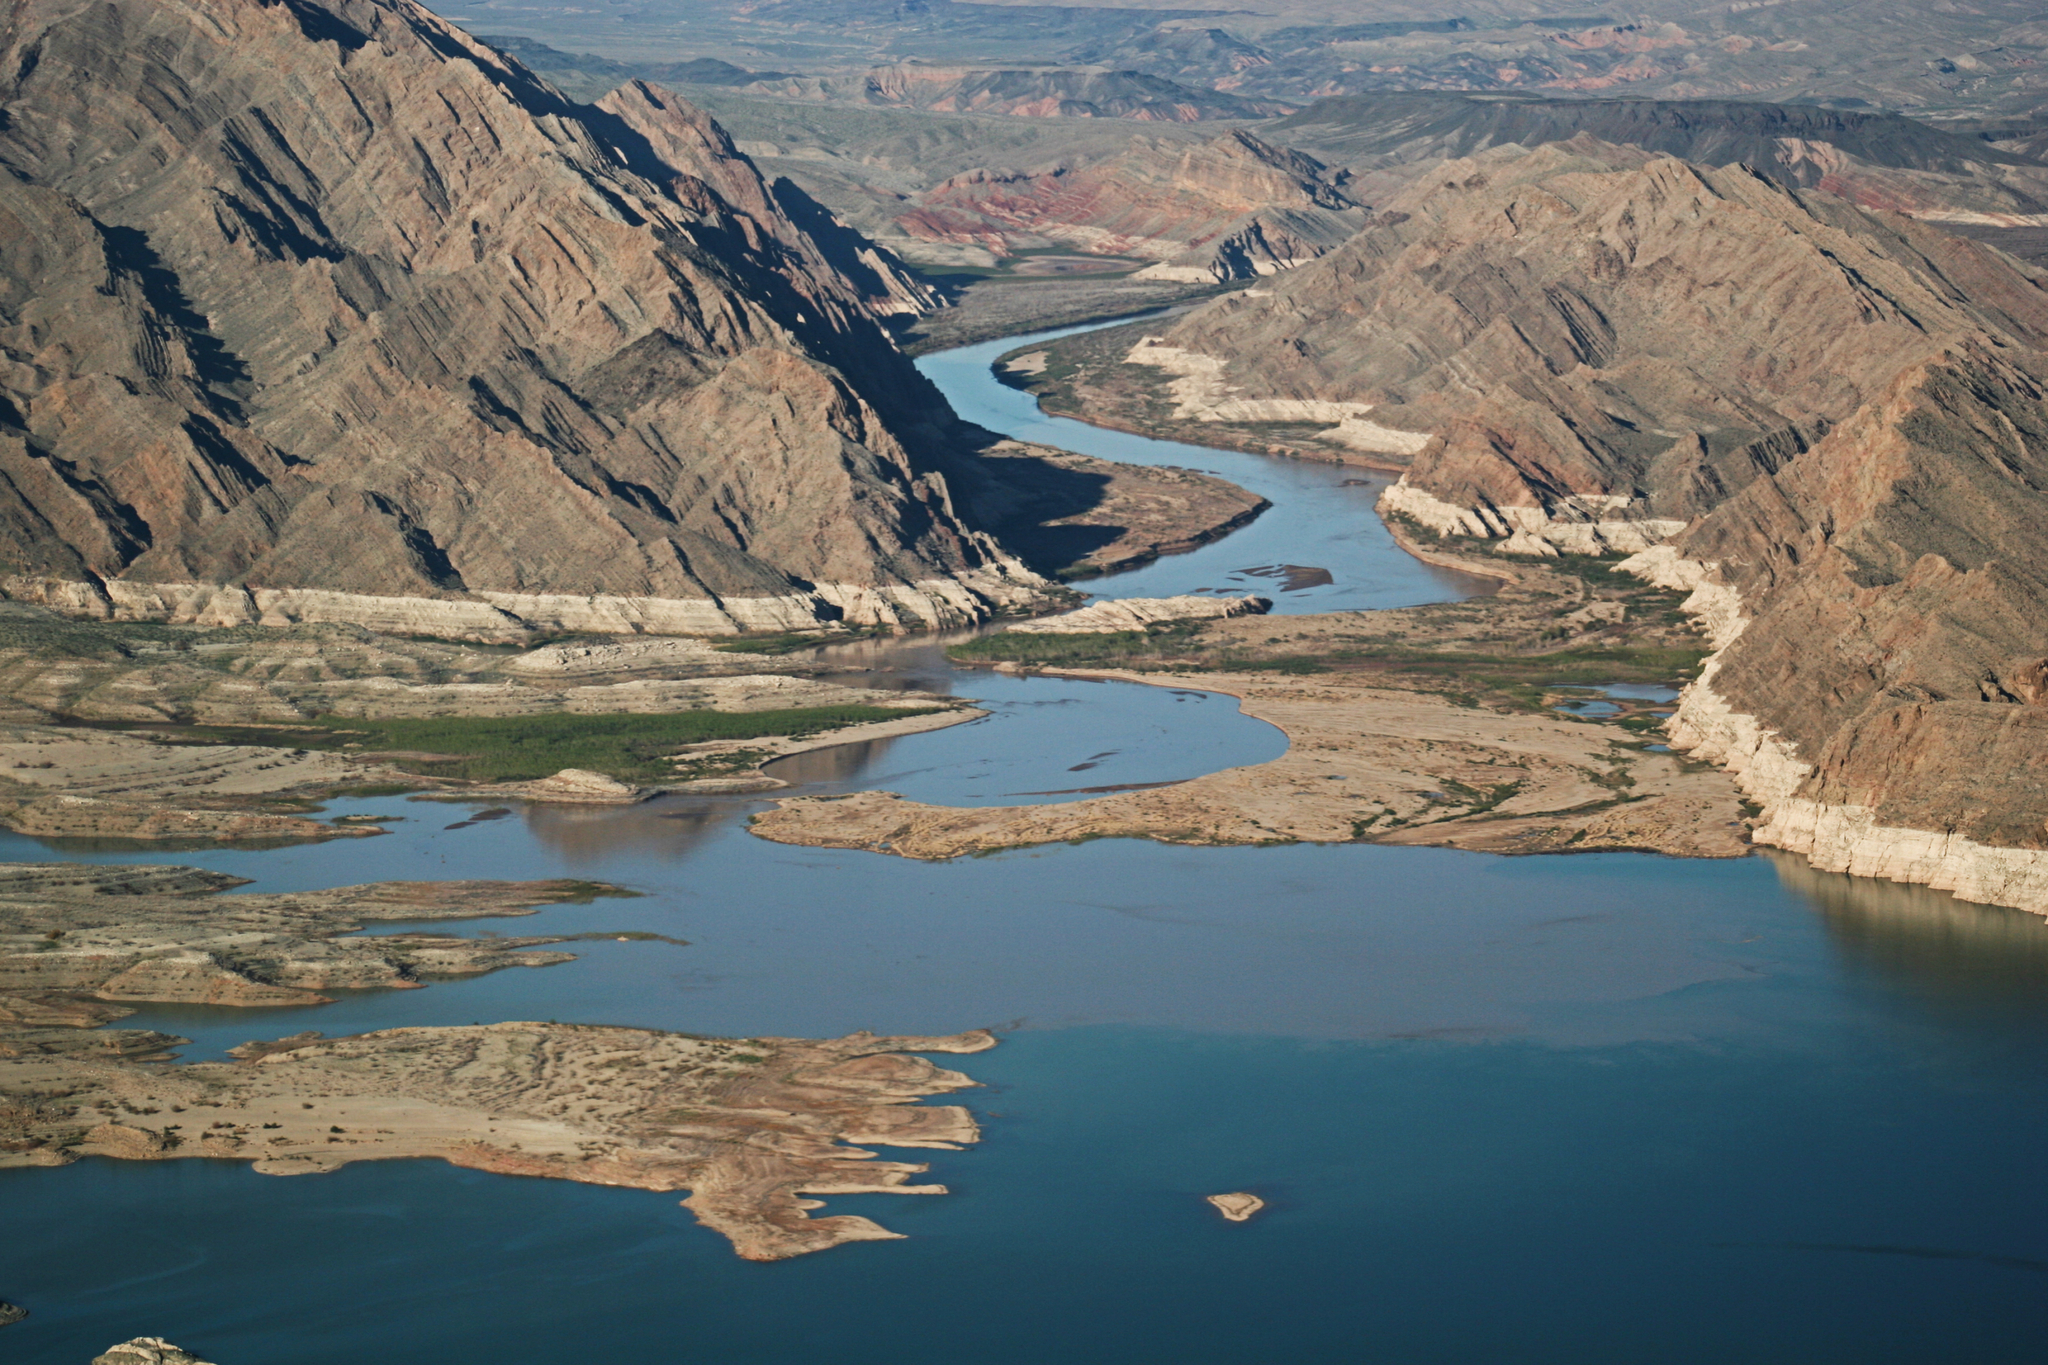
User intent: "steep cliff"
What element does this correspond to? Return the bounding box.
[1627,350,2048,914]
[0,0,1054,637]
[1141,139,2048,552]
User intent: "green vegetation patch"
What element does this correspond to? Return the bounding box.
[143,706,946,784]
[949,621,1204,669]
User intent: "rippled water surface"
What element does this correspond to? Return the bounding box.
[5,334,2047,1364]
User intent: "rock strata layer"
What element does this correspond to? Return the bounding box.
[0,0,1067,636]
[1006,594,1269,634]
[899,131,1363,280]
[1622,346,2048,914]
[1137,139,2048,554]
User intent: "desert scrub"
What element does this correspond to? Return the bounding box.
[949,621,1205,669]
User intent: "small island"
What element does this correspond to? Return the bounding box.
[1206,1192,1266,1223]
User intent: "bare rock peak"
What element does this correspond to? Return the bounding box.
[0,0,1056,635]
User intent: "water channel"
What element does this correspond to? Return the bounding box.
[4,328,2047,1364]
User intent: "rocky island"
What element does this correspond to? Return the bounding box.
[0,861,996,1260]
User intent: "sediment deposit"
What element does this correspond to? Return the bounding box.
[0,864,634,1010]
[1007,595,1269,634]
[754,664,1746,862]
[0,861,996,1260]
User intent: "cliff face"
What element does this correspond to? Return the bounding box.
[1631,350,2048,914]
[0,0,1049,637]
[897,130,1363,279]
[1146,139,2048,552]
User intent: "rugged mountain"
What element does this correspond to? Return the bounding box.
[474,35,794,100]
[1120,135,2048,911]
[1265,94,2048,244]
[1628,348,2048,914]
[1269,94,2047,178]
[458,0,2048,121]
[898,131,1363,278]
[1140,139,2048,553]
[739,66,1292,123]
[0,0,1059,637]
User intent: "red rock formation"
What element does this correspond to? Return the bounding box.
[898,130,1361,277]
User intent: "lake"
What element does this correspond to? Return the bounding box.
[2,330,2044,1365]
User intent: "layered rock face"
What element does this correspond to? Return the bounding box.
[1145,139,2048,552]
[897,130,1363,280]
[1127,136,2048,911]
[1629,350,2048,914]
[0,0,1051,638]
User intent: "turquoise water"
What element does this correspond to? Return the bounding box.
[918,322,1497,612]
[4,336,2048,1363]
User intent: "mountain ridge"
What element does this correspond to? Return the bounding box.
[0,0,1067,637]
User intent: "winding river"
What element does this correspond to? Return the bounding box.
[5,331,2048,1364]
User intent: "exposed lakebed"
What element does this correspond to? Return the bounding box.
[4,332,2047,1364]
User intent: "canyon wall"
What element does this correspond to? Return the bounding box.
[1143,139,2048,552]
[0,0,1055,637]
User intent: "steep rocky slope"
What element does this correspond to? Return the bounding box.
[1136,140,2048,552]
[1628,351,2048,913]
[1078,138,2048,911]
[0,0,1067,637]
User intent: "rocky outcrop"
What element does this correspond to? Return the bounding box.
[0,0,1066,637]
[0,865,631,1007]
[7,1013,998,1261]
[1205,1192,1264,1222]
[1005,594,1269,634]
[899,131,1361,275]
[1623,347,2048,914]
[1139,139,2048,553]
[0,1300,23,1327]
[92,1341,215,1365]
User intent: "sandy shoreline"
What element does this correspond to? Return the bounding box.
[751,663,1749,862]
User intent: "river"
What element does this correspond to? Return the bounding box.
[3,331,2046,1364]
